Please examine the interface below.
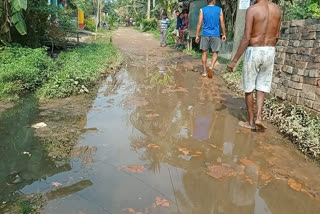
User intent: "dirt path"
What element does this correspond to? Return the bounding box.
[2,28,320,214]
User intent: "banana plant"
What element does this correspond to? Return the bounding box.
[0,0,27,43]
[10,0,28,35]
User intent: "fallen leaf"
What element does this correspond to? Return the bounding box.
[123,165,145,173]
[239,158,257,166]
[127,97,148,107]
[147,144,160,149]
[122,208,136,213]
[258,170,273,185]
[209,144,217,149]
[178,147,190,155]
[207,165,236,179]
[154,197,170,207]
[195,151,203,155]
[242,175,254,184]
[209,144,223,151]
[288,178,302,191]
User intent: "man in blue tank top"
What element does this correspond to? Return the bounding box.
[195,0,226,78]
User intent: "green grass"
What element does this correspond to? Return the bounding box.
[0,42,121,101]
[0,46,52,100]
[38,43,121,98]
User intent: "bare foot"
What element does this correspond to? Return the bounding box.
[238,121,255,129]
[255,120,267,131]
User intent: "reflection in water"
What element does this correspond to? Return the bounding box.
[126,63,320,214]
[46,180,93,200]
[0,95,71,203]
[2,29,320,213]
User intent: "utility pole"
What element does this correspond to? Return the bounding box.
[231,0,251,58]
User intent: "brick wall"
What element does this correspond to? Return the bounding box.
[272,19,320,112]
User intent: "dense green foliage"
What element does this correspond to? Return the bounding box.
[1,0,78,46]
[38,43,121,98]
[109,0,177,23]
[84,18,96,32]
[287,0,320,20]
[0,46,51,100]
[141,18,158,32]
[0,43,121,100]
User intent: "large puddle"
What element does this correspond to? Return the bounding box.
[1,28,320,214]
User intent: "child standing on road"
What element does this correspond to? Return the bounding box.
[171,10,183,48]
[160,13,170,47]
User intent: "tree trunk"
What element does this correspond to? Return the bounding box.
[95,0,99,40]
[147,0,151,19]
[153,0,155,8]
[0,0,11,42]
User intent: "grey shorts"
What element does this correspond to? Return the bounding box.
[241,46,276,93]
[200,36,221,52]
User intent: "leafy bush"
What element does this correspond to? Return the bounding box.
[0,46,52,100]
[141,18,158,32]
[287,0,320,20]
[0,42,121,100]
[84,18,96,32]
[38,43,121,98]
[166,19,175,46]
[106,15,118,30]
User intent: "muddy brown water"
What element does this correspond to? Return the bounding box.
[1,28,320,214]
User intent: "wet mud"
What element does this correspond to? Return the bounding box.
[1,28,320,214]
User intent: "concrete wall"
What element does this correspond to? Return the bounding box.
[272,19,320,112]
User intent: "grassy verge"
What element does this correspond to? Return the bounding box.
[38,43,121,98]
[0,194,43,214]
[0,42,121,101]
[0,46,52,101]
[221,61,320,162]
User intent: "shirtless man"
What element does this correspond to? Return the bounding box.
[227,0,281,131]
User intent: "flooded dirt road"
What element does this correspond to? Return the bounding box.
[1,28,320,214]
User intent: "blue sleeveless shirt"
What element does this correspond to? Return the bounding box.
[202,5,221,37]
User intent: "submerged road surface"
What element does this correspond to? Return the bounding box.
[3,28,320,214]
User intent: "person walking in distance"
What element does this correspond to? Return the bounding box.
[195,0,226,78]
[227,0,281,131]
[160,13,170,47]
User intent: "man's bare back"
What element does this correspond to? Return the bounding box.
[227,0,282,131]
[249,1,281,47]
